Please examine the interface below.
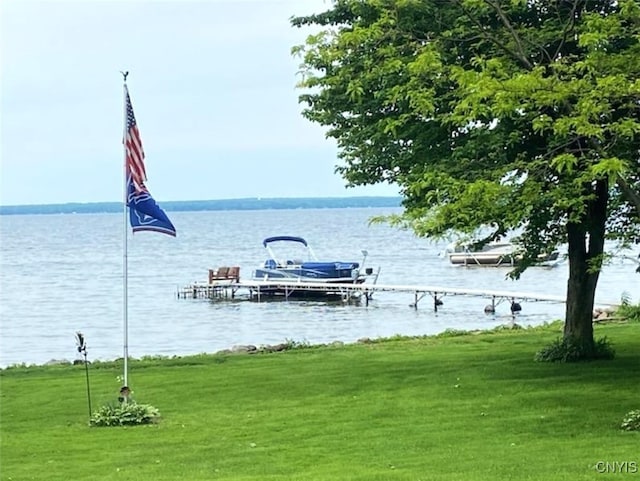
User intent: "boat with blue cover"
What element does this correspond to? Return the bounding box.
[252,236,374,290]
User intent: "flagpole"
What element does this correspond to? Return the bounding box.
[119,72,175,393]
[121,70,130,389]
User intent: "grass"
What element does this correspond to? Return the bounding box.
[1,321,639,481]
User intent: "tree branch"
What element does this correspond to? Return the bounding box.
[482,0,534,69]
[584,136,640,217]
[552,0,581,61]
[616,174,640,216]
[450,0,533,70]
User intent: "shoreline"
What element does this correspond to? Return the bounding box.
[1,310,628,371]
[8,318,631,371]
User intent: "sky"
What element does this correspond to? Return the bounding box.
[0,0,399,206]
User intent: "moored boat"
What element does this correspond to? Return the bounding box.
[444,241,560,267]
[252,236,377,297]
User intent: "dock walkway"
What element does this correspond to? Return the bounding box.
[177,277,579,312]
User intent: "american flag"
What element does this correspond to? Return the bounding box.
[125,86,147,193]
[123,84,176,237]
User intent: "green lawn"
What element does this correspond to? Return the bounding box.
[1,322,638,481]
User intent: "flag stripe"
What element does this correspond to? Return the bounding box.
[124,92,147,191]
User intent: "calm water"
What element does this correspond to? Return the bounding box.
[0,208,637,367]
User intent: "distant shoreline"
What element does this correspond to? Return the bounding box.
[0,196,403,216]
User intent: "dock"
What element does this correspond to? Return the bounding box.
[177,277,575,312]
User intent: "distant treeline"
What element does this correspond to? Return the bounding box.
[0,196,403,215]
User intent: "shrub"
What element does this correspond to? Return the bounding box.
[620,410,640,432]
[436,329,469,338]
[90,401,160,427]
[616,297,640,322]
[282,339,311,350]
[534,337,615,362]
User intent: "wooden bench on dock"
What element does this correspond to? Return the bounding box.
[208,266,240,284]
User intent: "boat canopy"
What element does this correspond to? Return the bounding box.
[263,236,308,247]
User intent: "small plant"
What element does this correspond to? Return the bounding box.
[534,337,615,362]
[615,294,640,322]
[436,329,469,338]
[620,410,640,431]
[620,291,632,306]
[282,338,311,350]
[90,401,160,427]
[490,323,523,332]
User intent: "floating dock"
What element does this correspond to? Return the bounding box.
[177,277,577,312]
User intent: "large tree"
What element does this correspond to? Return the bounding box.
[292,0,640,359]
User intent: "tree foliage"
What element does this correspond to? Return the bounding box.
[292,0,640,358]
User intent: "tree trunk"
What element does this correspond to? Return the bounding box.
[563,180,608,358]
[564,229,597,355]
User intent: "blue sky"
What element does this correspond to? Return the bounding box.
[0,0,399,206]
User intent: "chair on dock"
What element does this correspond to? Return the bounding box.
[208,266,240,284]
[228,266,240,281]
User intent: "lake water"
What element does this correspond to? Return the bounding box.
[0,207,637,367]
